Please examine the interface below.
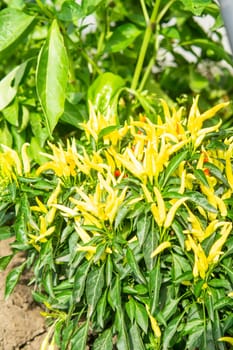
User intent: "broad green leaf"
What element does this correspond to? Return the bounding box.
[161,150,189,188]
[143,223,159,271]
[36,19,69,136]
[86,264,105,317]
[70,320,89,350]
[126,248,146,284]
[60,100,86,127]
[106,255,113,286]
[205,293,214,322]
[214,297,233,310]
[108,275,121,310]
[185,191,217,213]
[58,1,84,21]
[73,260,91,302]
[88,72,125,115]
[149,262,162,315]
[185,327,204,350]
[162,313,184,350]
[2,99,19,126]
[134,300,148,333]
[0,254,13,271]
[0,121,12,146]
[96,289,108,328]
[31,291,48,303]
[43,269,55,298]
[125,298,136,323]
[129,323,146,350]
[161,299,179,321]
[178,0,211,15]
[93,328,113,350]
[15,193,30,243]
[115,309,130,350]
[114,205,130,230]
[5,262,26,299]
[105,23,141,53]
[0,8,35,58]
[136,214,150,247]
[0,61,28,110]
[61,321,75,349]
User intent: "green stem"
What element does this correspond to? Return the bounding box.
[81,50,103,75]
[131,0,161,91]
[157,0,176,23]
[36,0,53,18]
[140,0,149,23]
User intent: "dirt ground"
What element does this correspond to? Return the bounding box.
[0,239,47,350]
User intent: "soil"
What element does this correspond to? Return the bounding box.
[0,238,47,350]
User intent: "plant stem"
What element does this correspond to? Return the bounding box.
[131,0,161,91]
[140,0,150,23]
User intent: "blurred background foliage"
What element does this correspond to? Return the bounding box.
[0,0,232,160]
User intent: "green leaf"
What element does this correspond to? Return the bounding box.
[161,150,189,188]
[105,23,141,53]
[126,248,146,284]
[43,269,55,298]
[73,260,91,302]
[86,264,105,317]
[161,299,179,322]
[149,262,162,315]
[93,328,113,350]
[108,275,121,310]
[70,320,89,350]
[106,255,113,287]
[0,254,13,271]
[185,191,217,213]
[58,1,83,21]
[36,19,69,136]
[204,162,229,187]
[0,61,28,110]
[115,309,130,350]
[114,205,130,230]
[136,214,150,247]
[125,298,136,323]
[194,169,210,188]
[134,300,148,333]
[5,262,26,299]
[143,223,158,271]
[129,323,146,350]
[88,72,125,115]
[0,120,12,146]
[0,8,35,58]
[162,313,184,350]
[96,289,108,328]
[15,193,30,243]
[178,0,211,15]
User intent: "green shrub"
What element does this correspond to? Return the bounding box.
[1,98,233,349]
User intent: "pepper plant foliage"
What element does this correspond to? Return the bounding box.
[0,0,233,158]
[1,98,233,349]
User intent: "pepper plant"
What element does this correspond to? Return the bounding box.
[0,0,233,159]
[0,98,233,349]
